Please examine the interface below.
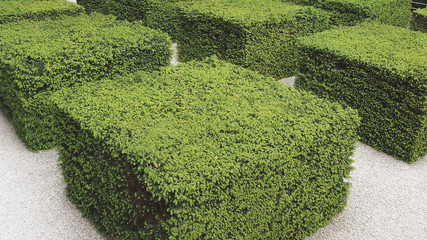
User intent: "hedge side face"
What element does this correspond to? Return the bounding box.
[176,0,331,79]
[75,0,179,22]
[52,57,360,239]
[411,8,427,32]
[282,0,412,27]
[296,22,427,163]
[0,13,172,151]
[75,0,190,41]
[0,0,84,24]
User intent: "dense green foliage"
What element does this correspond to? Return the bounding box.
[76,0,151,21]
[282,0,412,26]
[76,0,189,40]
[412,8,427,32]
[52,57,360,239]
[0,0,84,24]
[0,13,172,151]
[176,0,331,78]
[295,22,427,163]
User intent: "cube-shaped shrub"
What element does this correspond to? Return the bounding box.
[296,22,427,163]
[52,57,360,240]
[412,8,427,32]
[282,0,412,27]
[0,13,172,151]
[0,0,84,24]
[176,0,331,78]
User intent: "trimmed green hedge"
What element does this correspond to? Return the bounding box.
[176,0,331,78]
[295,22,427,163]
[0,13,172,151]
[76,0,151,22]
[412,8,427,32]
[75,0,188,40]
[0,0,84,24]
[282,0,412,27]
[52,57,360,240]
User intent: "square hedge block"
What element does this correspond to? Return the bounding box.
[175,0,332,78]
[52,57,360,239]
[0,13,172,151]
[296,21,427,163]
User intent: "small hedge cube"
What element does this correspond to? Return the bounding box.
[52,57,360,240]
[0,13,172,151]
[175,0,332,78]
[282,0,412,27]
[411,8,427,32]
[296,22,427,163]
[0,0,84,24]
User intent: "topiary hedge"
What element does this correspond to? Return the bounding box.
[175,0,331,78]
[51,57,360,240]
[411,8,427,32]
[0,0,84,24]
[0,13,172,151]
[282,0,412,27]
[295,21,427,163]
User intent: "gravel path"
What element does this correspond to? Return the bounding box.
[0,112,105,240]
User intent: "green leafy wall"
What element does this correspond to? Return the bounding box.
[296,22,427,163]
[411,8,427,32]
[0,0,84,24]
[282,0,412,27]
[0,13,172,151]
[52,57,360,240]
[175,0,331,78]
[75,0,189,40]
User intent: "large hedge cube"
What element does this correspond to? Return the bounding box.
[175,0,331,78]
[282,0,412,27]
[0,0,84,24]
[296,22,427,163]
[0,13,172,151]
[52,57,360,239]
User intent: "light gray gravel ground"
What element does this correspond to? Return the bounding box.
[0,111,105,240]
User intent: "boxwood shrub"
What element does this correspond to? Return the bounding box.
[0,0,84,24]
[0,13,172,151]
[295,21,427,163]
[411,8,427,32]
[75,0,190,41]
[282,0,412,27]
[176,0,331,78]
[51,57,360,240]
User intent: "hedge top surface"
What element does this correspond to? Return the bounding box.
[297,21,427,77]
[177,0,312,25]
[0,13,171,94]
[0,0,83,17]
[53,57,360,206]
